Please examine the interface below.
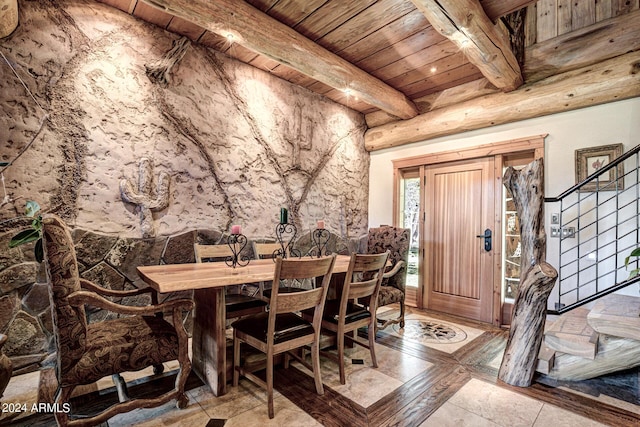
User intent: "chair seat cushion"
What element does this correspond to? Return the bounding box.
[378,286,404,307]
[321,300,371,324]
[226,294,268,312]
[61,316,180,386]
[232,312,313,344]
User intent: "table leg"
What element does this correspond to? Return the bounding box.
[192,287,226,396]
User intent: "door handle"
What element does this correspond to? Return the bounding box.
[476,229,492,252]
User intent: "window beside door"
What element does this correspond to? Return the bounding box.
[400,174,420,288]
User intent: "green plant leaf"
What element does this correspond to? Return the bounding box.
[25,200,40,218]
[9,229,40,247]
[625,247,640,267]
[34,239,43,263]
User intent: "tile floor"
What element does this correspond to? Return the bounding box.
[1,306,638,426]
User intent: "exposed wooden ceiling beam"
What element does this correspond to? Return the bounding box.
[524,8,640,83]
[141,0,418,119]
[409,0,523,92]
[366,9,640,129]
[364,51,640,151]
[480,0,538,20]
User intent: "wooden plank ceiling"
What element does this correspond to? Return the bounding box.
[96,0,531,118]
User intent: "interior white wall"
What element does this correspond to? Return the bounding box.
[369,97,640,303]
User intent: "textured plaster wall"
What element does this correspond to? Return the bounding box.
[0,0,368,239]
[0,0,368,373]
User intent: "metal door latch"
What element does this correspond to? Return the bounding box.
[476,229,492,251]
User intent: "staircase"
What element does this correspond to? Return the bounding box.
[544,143,640,315]
[535,144,640,379]
[537,293,640,380]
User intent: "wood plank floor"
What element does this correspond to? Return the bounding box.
[2,306,639,426]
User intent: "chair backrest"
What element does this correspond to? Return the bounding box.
[42,214,87,376]
[367,226,410,291]
[267,255,336,340]
[340,251,389,314]
[253,242,287,259]
[194,243,233,262]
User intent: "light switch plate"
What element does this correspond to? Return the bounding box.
[551,213,560,224]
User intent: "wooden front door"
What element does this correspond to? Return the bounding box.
[423,157,495,323]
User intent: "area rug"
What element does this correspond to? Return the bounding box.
[393,319,467,344]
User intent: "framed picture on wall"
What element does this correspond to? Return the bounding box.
[575,144,624,191]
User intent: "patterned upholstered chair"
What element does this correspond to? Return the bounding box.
[364,226,410,330]
[42,214,193,427]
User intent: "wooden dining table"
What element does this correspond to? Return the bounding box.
[137,254,351,396]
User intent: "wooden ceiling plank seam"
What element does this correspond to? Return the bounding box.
[245,0,280,13]
[293,0,377,42]
[199,32,232,53]
[571,0,596,30]
[409,0,523,92]
[306,80,335,95]
[524,3,537,47]
[131,0,173,28]
[127,0,138,14]
[400,67,485,97]
[556,0,572,36]
[142,0,418,119]
[249,55,282,72]
[226,44,261,63]
[166,15,207,41]
[314,0,417,54]
[336,10,431,63]
[408,73,487,99]
[354,27,447,73]
[536,0,557,43]
[269,63,303,80]
[391,59,480,91]
[364,50,640,151]
[369,39,463,81]
[265,0,327,28]
[595,0,613,21]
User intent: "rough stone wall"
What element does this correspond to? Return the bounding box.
[0,0,368,375]
[0,226,358,375]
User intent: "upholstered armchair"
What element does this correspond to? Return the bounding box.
[364,226,410,330]
[42,214,193,427]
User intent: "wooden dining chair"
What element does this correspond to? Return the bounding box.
[252,242,309,296]
[252,241,285,260]
[306,251,389,384]
[232,255,336,419]
[194,243,267,319]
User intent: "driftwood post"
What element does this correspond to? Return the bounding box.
[498,158,558,387]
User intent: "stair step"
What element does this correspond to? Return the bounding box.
[544,307,598,360]
[535,345,555,375]
[588,293,640,340]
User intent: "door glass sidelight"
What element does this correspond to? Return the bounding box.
[400,172,420,289]
[503,164,526,302]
